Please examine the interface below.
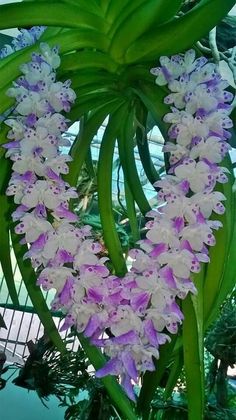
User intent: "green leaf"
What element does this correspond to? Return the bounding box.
[58,0,103,16]
[0,195,19,307]
[137,334,177,418]
[97,105,128,276]
[210,196,236,318]
[0,144,18,306]
[107,0,152,37]
[0,1,105,31]
[136,104,160,185]
[163,349,184,400]
[109,0,182,62]
[78,334,136,420]
[65,98,124,187]
[69,70,117,90]
[203,201,229,326]
[124,180,140,243]
[10,229,66,353]
[134,82,170,140]
[84,146,96,179]
[118,107,151,215]
[182,275,205,420]
[106,0,141,25]
[0,90,14,116]
[98,0,112,15]
[204,156,235,328]
[125,0,236,63]
[60,51,118,73]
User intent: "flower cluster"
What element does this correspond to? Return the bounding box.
[3,46,233,400]
[0,26,45,59]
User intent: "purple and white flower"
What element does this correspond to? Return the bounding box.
[3,45,233,400]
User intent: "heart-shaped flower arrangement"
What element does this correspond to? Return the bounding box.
[3,44,233,400]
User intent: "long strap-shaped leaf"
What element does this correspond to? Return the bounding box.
[65,98,124,187]
[182,270,205,420]
[134,82,170,139]
[68,94,120,123]
[209,193,236,321]
[125,0,236,63]
[163,348,184,400]
[60,50,118,73]
[118,107,151,215]
[203,156,235,328]
[0,154,19,305]
[0,1,105,31]
[136,104,160,185]
[69,70,117,90]
[137,335,177,418]
[97,104,128,276]
[58,0,103,16]
[105,0,141,29]
[109,0,182,62]
[124,180,140,244]
[204,157,236,328]
[10,229,66,353]
[0,195,19,306]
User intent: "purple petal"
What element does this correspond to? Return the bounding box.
[55,249,74,264]
[105,291,122,305]
[144,319,159,346]
[196,211,205,224]
[83,264,109,278]
[2,140,20,149]
[173,217,184,232]
[96,357,122,378]
[54,203,78,222]
[31,233,47,250]
[159,266,177,288]
[121,374,136,401]
[167,301,184,321]
[58,277,74,305]
[46,167,63,182]
[26,113,37,127]
[60,314,75,332]
[142,357,156,372]
[35,203,47,218]
[90,337,106,347]
[180,239,193,252]
[87,287,103,303]
[84,314,101,337]
[11,204,28,221]
[21,171,37,183]
[131,292,150,312]
[149,243,168,257]
[112,330,139,346]
[179,179,190,194]
[156,332,171,345]
[121,351,138,382]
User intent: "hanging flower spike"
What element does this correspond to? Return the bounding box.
[0,26,46,59]
[96,50,233,394]
[4,46,233,400]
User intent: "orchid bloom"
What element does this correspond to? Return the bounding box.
[4,44,232,400]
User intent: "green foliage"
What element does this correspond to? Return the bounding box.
[205,297,236,365]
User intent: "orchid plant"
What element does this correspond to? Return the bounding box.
[0,1,236,420]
